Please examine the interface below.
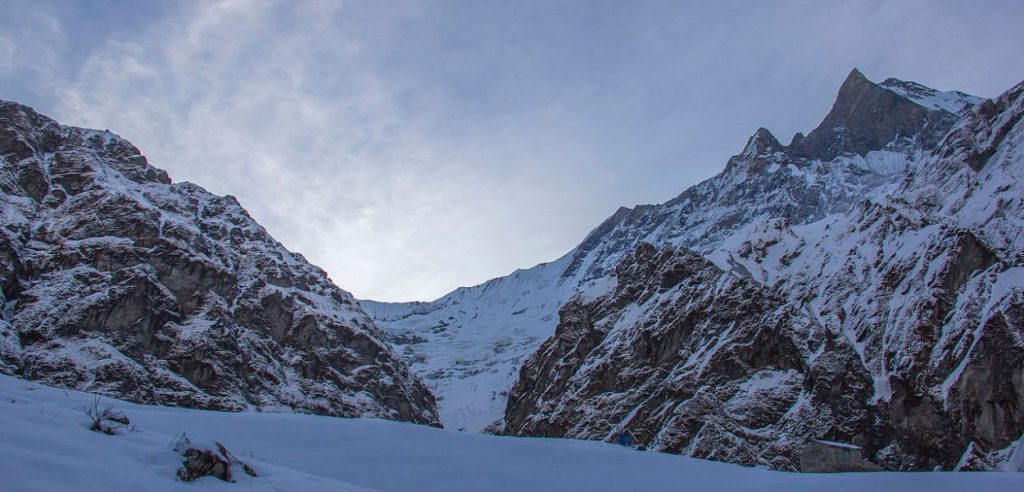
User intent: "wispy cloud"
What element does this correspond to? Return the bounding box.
[5,0,1024,301]
[48,0,610,301]
[0,7,65,103]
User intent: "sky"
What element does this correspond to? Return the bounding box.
[2,0,1023,302]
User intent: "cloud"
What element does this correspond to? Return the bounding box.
[0,36,14,69]
[0,6,66,101]
[48,0,610,301]
[4,0,1021,301]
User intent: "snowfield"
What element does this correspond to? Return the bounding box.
[1,375,1021,492]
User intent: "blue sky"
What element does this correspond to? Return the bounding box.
[3,0,1024,301]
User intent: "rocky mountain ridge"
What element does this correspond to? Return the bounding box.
[364,70,988,436]
[497,78,1024,470]
[0,101,439,425]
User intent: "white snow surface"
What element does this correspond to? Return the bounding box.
[3,375,1023,492]
[878,78,984,114]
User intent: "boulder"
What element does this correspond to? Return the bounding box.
[799,440,881,473]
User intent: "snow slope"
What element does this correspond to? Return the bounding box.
[360,255,590,431]
[879,78,983,114]
[2,375,1023,492]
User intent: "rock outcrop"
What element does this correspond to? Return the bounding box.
[501,244,825,470]
[0,101,439,425]
[787,69,963,161]
[799,441,881,473]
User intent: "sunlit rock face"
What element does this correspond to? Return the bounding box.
[497,78,1024,471]
[0,100,439,425]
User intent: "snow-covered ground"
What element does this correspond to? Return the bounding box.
[2,375,1021,492]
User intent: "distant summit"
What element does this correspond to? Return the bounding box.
[774,68,982,161]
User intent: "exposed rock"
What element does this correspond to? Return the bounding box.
[499,243,868,470]
[177,448,232,483]
[0,100,439,425]
[787,68,964,161]
[799,440,881,473]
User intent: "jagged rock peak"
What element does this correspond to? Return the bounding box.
[741,127,784,157]
[786,68,967,161]
[723,69,979,170]
[840,67,872,95]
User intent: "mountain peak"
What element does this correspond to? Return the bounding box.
[843,67,870,87]
[787,68,960,161]
[742,127,784,157]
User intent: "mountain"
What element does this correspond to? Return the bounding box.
[787,69,967,161]
[363,70,987,435]
[502,244,819,471]
[0,101,439,425]
[495,78,1024,470]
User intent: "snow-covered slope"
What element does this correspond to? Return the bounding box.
[364,69,982,432]
[879,78,983,114]
[0,101,437,424]
[3,375,1023,492]
[361,256,582,431]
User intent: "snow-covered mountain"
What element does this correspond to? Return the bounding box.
[0,101,438,424]
[496,78,1024,471]
[362,69,990,436]
[362,258,581,431]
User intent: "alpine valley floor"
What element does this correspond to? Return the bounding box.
[2,375,1022,492]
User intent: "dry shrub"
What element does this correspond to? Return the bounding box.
[84,396,130,435]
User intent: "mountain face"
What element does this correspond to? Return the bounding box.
[787,69,965,161]
[496,79,1024,470]
[0,101,439,425]
[364,70,987,434]
[502,244,822,471]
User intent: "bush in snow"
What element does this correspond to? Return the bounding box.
[84,397,130,435]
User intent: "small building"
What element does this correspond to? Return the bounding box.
[799,440,881,472]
